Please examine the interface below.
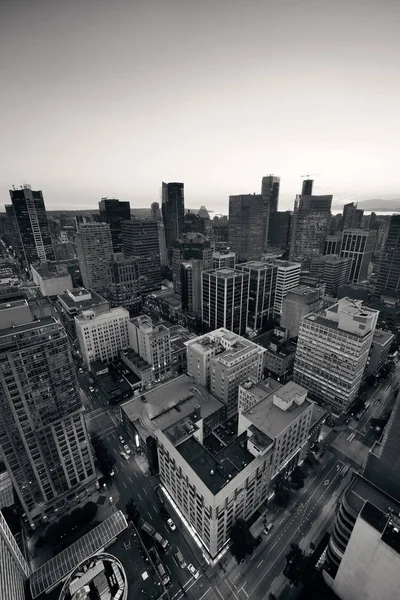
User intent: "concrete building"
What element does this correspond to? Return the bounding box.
[9,184,55,267]
[202,268,249,336]
[167,324,197,376]
[107,253,141,315]
[31,261,73,296]
[98,198,131,252]
[309,254,352,297]
[236,261,278,332]
[324,233,342,256]
[56,287,109,340]
[294,298,379,414]
[0,300,95,528]
[342,202,363,229]
[376,215,400,299]
[281,285,324,338]
[268,211,291,250]
[76,222,113,293]
[162,182,185,249]
[340,229,376,283]
[75,305,129,367]
[264,260,301,316]
[171,232,212,295]
[366,329,394,376]
[212,250,236,270]
[263,335,297,383]
[228,194,264,262]
[0,469,14,509]
[325,473,400,600]
[128,315,172,383]
[186,328,265,418]
[151,201,162,221]
[0,511,31,600]
[289,194,332,268]
[121,219,161,293]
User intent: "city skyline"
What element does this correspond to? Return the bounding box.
[1,0,399,212]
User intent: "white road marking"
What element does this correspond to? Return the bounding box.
[256,559,264,568]
[198,587,212,600]
[148,511,153,520]
[144,488,148,495]
[138,493,142,501]
[122,481,127,489]
[128,476,133,483]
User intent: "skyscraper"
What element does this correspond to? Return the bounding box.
[121,220,161,293]
[289,194,332,268]
[161,182,185,249]
[281,284,324,338]
[202,268,249,335]
[236,261,278,332]
[228,194,264,262]
[0,511,30,600]
[268,210,291,249]
[99,198,131,252]
[107,253,141,315]
[0,299,96,529]
[376,215,400,298]
[171,232,212,295]
[150,201,162,221]
[76,222,113,293]
[342,202,364,229]
[261,175,280,250]
[10,184,55,267]
[340,229,376,283]
[301,179,314,195]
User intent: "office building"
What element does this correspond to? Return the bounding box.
[9,184,55,266]
[107,253,141,315]
[99,198,131,252]
[155,377,312,560]
[31,262,73,297]
[366,329,394,376]
[281,285,324,338]
[171,232,212,295]
[121,219,162,293]
[212,250,236,270]
[158,222,168,265]
[309,254,352,297]
[0,299,95,528]
[228,194,264,262]
[150,201,162,221]
[265,260,301,316]
[186,328,265,418]
[324,233,342,256]
[180,260,205,315]
[0,511,31,600]
[202,268,249,335]
[342,202,363,230]
[376,215,400,299]
[340,229,376,283]
[56,288,109,340]
[161,182,185,249]
[268,211,291,249]
[261,175,280,250]
[301,178,314,195]
[75,305,129,367]
[236,261,278,332]
[289,194,332,268]
[76,222,113,293]
[294,298,378,414]
[263,333,297,383]
[128,315,171,382]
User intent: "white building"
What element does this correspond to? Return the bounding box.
[128,315,172,382]
[31,262,72,297]
[293,298,379,414]
[212,251,236,270]
[75,306,129,367]
[264,260,301,316]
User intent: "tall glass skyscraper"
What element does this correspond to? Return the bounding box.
[228,194,264,262]
[99,198,131,252]
[376,215,400,298]
[161,182,185,249]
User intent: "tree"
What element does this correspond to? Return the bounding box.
[126,498,140,524]
[229,519,255,564]
[273,473,291,507]
[291,465,306,490]
[284,543,307,587]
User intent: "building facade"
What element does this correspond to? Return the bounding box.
[264,260,301,316]
[161,182,185,249]
[342,202,363,229]
[366,329,394,376]
[261,175,280,250]
[236,261,278,332]
[289,194,332,268]
[171,232,212,295]
[309,254,352,297]
[0,511,31,600]
[98,198,131,252]
[376,215,400,299]
[76,222,113,293]
[10,185,55,267]
[128,315,172,383]
[293,298,378,414]
[202,268,249,335]
[228,194,264,262]
[107,253,141,315]
[281,285,324,338]
[340,229,376,283]
[75,306,129,367]
[0,300,95,529]
[212,251,236,270]
[31,262,73,297]
[56,288,110,340]
[121,219,162,293]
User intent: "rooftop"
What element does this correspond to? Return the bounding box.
[75,305,129,324]
[372,328,394,346]
[207,267,245,278]
[239,261,274,270]
[186,329,265,364]
[57,287,107,313]
[345,473,400,519]
[0,298,27,311]
[0,316,56,340]
[287,285,321,297]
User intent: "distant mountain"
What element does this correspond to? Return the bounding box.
[332,198,400,212]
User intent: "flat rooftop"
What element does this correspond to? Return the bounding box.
[239,261,272,270]
[187,329,264,364]
[0,298,27,311]
[209,267,243,278]
[177,432,254,495]
[287,285,320,297]
[58,288,107,312]
[373,328,394,346]
[304,313,372,337]
[122,375,223,439]
[0,316,56,339]
[346,473,400,517]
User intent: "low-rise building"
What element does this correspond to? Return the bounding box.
[56,287,109,340]
[31,261,73,296]
[166,323,197,376]
[120,348,153,388]
[366,328,394,376]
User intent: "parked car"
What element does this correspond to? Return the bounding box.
[263,523,274,535]
[119,435,125,444]
[78,368,83,374]
[109,496,113,504]
[187,564,200,579]
[167,518,176,531]
[123,444,131,454]
[89,386,94,393]
[174,548,187,569]
[109,469,115,477]
[120,451,129,460]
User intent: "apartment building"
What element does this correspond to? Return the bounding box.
[294,298,379,414]
[128,315,172,382]
[366,329,394,376]
[185,328,265,418]
[75,305,129,367]
[31,262,73,296]
[56,287,109,340]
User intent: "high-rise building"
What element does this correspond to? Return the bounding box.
[236,261,278,332]
[0,299,96,529]
[0,510,31,600]
[150,202,162,221]
[228,194,264,262]
[107,253,141,315]
[268,211,291,249]
[56,288,110,340]
[76,222,113,293]
[75,305,129,367]
[10,184,55,266]
[376,215,400,299]
[339,229,376,283]
[301,179,314,195]
[201,268,249,335]
[171,233,212,295]
[121,220,161,293]
[186,328,265,418]
[324,233,342,255]
[293,298,378,414]
[342,202,363,230]
[128,315,171,383]
[161,182,185,249]
[212,250,236,270]
[261,175,280,250]
[281,284,324,338]
[181,260,205,315]
[309,254,352,296]
[99,198,131,252]
[289,194,332,268]
[263,259,301,316]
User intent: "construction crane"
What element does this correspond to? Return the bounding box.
[300,173,320,178]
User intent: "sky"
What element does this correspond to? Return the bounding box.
[1,0,399,214]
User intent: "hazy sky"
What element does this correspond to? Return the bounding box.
[1,0,399,213]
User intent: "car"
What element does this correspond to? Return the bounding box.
[119,436,125,444]
[120,451,129,460]
[123,444,131,454]
[109,469,115,477]
[263,523,274,535]
[167,518,176,531]
[109,496,113,504]
[89,386,94,393]
[187,564,200,579]
[174,549,187,569]
[78,368,83,373]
